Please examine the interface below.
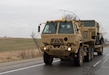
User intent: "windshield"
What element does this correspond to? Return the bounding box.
[58,21,74,34]
[42,22,57,34]
[83,21,95,27]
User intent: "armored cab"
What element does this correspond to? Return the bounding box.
[40,20,85,66]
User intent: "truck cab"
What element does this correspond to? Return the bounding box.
[40,20,84,66]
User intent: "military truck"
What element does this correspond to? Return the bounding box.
[79,20,104,62]
[37,19,104,66]
[80,20,104,55]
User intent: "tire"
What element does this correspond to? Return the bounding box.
[84,47,91,62]
[90,48,94,61]
[43,52,53,65]
[60,58,66,61]
[95,34,100,45]
[74,47,83,66]
[98,47,103,56]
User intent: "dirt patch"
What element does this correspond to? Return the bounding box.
[0,49,42,63]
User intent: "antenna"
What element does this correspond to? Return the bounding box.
[60,9,66,18]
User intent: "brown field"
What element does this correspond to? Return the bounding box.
[0,38,41,52]
[0,38,42,63]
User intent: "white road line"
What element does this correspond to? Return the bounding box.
[0,60,59,75]
[93,60,101,67]
[102,54,109,63]
[0,63,44,75]
[93,53,109,67]
[103,53,109,60]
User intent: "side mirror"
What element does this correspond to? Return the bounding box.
[38,26,40,32]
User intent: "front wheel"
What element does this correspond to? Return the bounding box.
[74,47,83,66]
[43,52,53,65]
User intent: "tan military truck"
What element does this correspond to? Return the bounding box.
[37,19,104,66]
[80,20,104,55]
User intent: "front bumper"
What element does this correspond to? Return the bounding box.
[40,45,78,57]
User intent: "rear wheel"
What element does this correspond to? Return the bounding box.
[74,47,83,66]
[43,52,53,65]
[90,48,94,61]
[98,47,103,56]
[84,47,91,62]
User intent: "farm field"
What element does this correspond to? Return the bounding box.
[0,38,40,52]
[0,38,42,63]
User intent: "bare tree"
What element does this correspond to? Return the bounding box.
[31,32,41,52]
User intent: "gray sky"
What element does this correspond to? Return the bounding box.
[0,0,109,38]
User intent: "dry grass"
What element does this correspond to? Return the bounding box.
[0,38,41,52]
[0,38,42,63]
[0,49,42,63]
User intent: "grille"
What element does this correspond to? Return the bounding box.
[51,39,64,45]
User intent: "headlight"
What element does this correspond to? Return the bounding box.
[68,47,71,51]
[44,47,47,50]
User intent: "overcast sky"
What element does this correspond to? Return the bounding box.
[0,0,109,38]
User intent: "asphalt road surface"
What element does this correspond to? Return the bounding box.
[0,47,109,75]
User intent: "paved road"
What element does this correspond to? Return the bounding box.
[0,47,109,75]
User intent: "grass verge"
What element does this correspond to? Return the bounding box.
[0,38,42,63]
